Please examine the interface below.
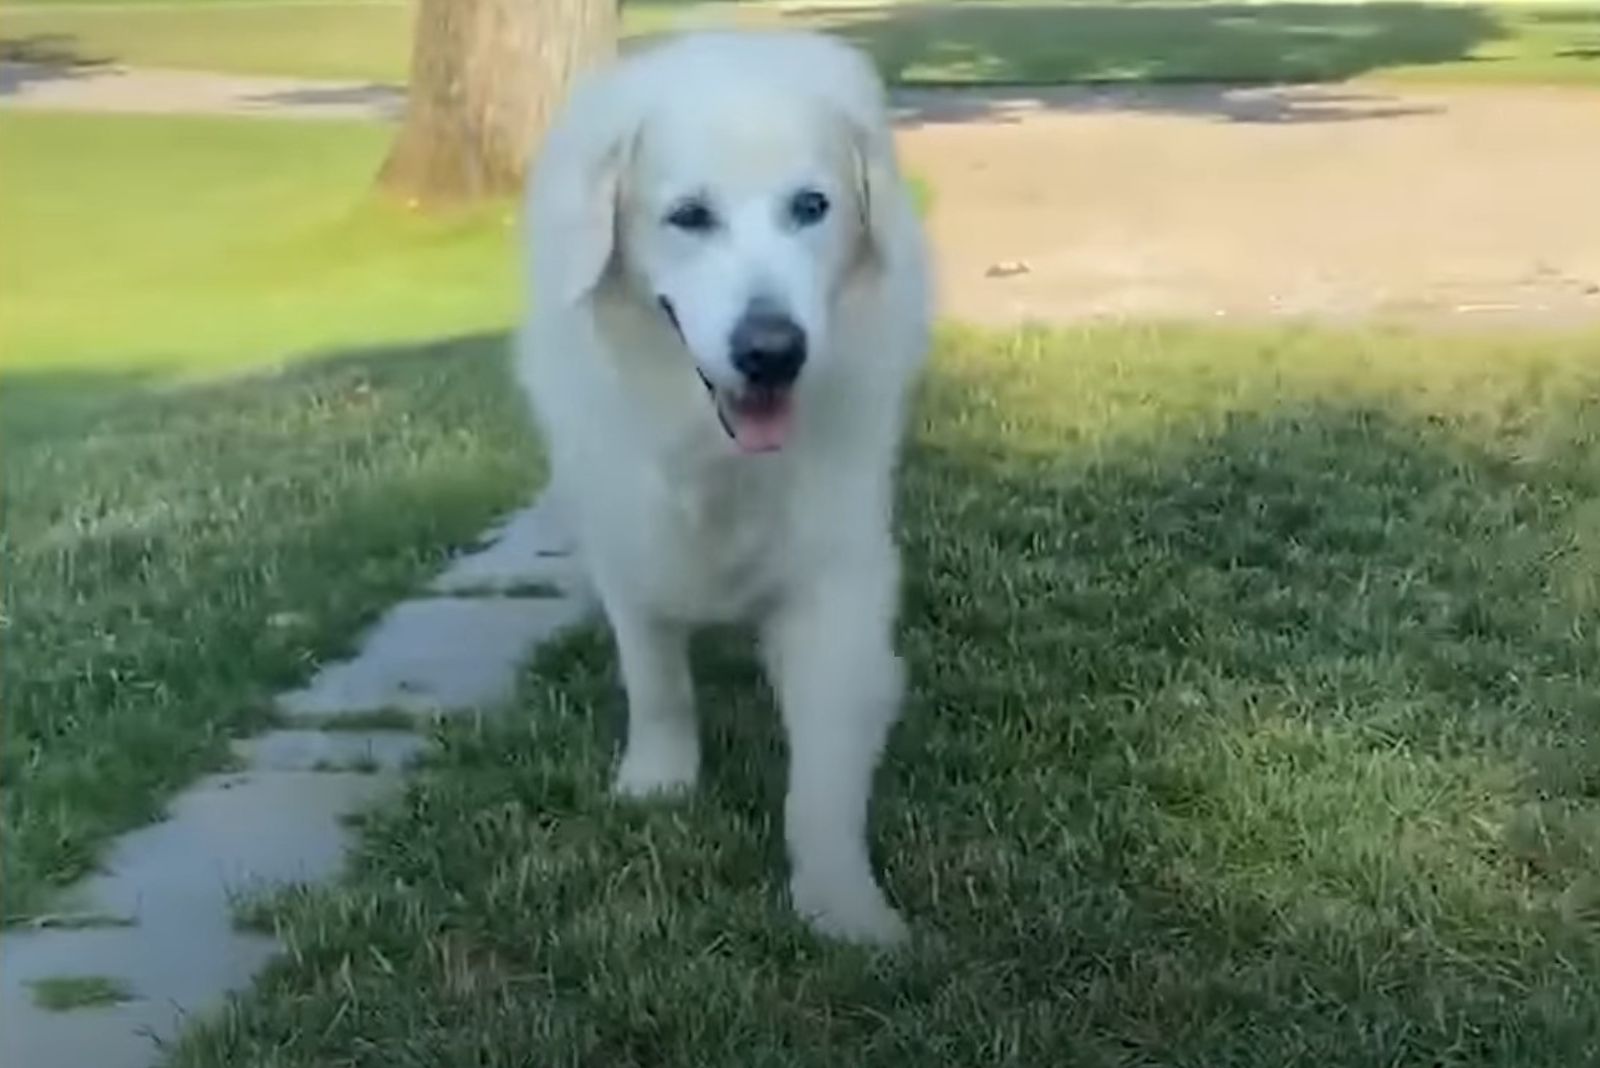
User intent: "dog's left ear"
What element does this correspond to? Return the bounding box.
[843,113,905,269]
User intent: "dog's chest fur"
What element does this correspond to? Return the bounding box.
[643,452,795,620]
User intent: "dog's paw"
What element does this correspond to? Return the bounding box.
[790,874,909,948]
[612,745,699,800]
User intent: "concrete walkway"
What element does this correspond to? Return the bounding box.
[0,495,593,1068]
[0,61,405,120]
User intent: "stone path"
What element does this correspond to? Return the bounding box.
[5,61,1599,327]
[0,495,592,1068]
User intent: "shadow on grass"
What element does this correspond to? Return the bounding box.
[175,332,1600,1065]
[0,333,539,923]
[0,32,109,68]
[889,80,1445,126]
[808,2,1504,82]
[239,82,406,118]
[0,366,162,447]
[1530,9,1600,25]
[621,370,1600,1060]
[779,1,1520,124]
[0,34,112,96]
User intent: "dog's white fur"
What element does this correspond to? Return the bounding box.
[516,30,931,944]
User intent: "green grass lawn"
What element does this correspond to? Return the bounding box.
[4,0,1599,87]
[6,82,1600,1065]
[0,112,518,374]
[0,111,536,921]
[0,0,705,83]
[161,322,1600,1066]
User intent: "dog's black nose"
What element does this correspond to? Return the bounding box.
[730,308,806,388]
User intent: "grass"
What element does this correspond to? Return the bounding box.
[5,39,1599,1059]
[0,111,537,922]
[0,112,519,375]
[0,341,538,923]
[28,974,135,1011]
[0,0,709,83]
[169,323,1600,1066]
[792,0,1600,87]
[3,0,1598,87]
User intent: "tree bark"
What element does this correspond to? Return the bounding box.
[377,0,619,207]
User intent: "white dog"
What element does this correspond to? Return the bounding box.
[516,30,931,945]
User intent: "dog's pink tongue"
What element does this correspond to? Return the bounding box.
[729,393,795,453]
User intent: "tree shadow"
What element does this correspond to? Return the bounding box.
[808,1,1503,82]
[0,334,497,449]
[0,33,108,68]
[890,81,1443,127]
[876,368,1600,1011]
[0,365,164,456]
[782,1,1509,123]
[0,34,112,96]
[1531,6,1600,60]
[495,345,1600,1062]
[238,83,406,120]
[902,369,1597,735]
[1529,9,1600,25]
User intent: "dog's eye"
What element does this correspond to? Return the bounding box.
[665,199,717,233]
[789,189,830,228]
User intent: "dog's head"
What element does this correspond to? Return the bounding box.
[530,33,904,454]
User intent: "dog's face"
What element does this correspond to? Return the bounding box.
[619,100,862,452]
[552,82,894,454]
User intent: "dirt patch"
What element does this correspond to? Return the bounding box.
[894,82,1600,327]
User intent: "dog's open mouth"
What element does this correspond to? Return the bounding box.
[665,296,795,455]
[720,384,795,454]
[693,367,794,454]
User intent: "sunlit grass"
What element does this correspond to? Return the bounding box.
[0,112,519,376]
[0,111,538,921]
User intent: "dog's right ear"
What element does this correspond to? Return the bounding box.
[556,142,627,305]
[527,86,639,306]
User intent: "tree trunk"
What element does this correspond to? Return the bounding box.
[377,0,619,207]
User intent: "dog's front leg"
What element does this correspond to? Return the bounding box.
[764,575,908,946]
[606,605,699,798]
